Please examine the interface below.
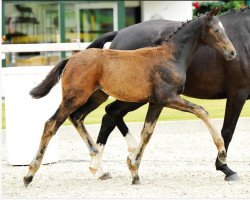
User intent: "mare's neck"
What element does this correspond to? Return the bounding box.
[163,17,204,70]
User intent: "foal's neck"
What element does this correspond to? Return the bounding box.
[163,17,204,70]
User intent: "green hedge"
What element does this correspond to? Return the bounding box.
[193,1,245,16]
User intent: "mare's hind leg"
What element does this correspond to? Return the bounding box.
[127,103,163,184]
[166,95,227,165]
[216,90,248,181]
[103,101,145,152]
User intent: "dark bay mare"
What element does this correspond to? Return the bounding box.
[81,8,249,181]
[24,8,236,186]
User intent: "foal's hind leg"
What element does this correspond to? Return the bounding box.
[90,101,144,179]
[88,101,143,179]
[69,90,112,179]
[166,95,227,164]
[23,89,94,187]
[23,102,75,187]
[69,90,108,156]
[127,103,163,184]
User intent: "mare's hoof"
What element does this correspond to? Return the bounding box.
[225,173,240,182]
[89,167,97,175]
[99,172,112,180]
[132,175,141,185]
[23,176,33,187]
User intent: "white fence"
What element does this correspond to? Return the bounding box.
[1,42,110,165]
[1,42,111,97]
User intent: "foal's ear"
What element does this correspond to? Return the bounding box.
[207,6,222,20]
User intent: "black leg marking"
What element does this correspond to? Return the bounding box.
[215,91,247,180]
[105,101,145,136]
[23,176,33,187]
[132,175,141,185]
[96,101,144,145]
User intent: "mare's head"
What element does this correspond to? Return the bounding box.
[201,7,236,60]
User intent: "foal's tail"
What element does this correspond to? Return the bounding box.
[30,58,69,99]
[30,31,117,99]
[86,31,118,49]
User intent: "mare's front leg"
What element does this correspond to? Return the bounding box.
[127,103,163,184]
[166,95,227,168]
[216,90,248,181]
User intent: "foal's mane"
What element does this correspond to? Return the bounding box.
[164,14,203,43]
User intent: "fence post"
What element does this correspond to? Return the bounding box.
[59,2,66,59]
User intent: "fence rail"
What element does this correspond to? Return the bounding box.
[1,42,111,53]
[1,42,111,98]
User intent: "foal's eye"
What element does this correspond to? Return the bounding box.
[214,29,219,33]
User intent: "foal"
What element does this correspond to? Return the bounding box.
[24,8,235,186]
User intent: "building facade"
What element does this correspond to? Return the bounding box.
[2,1,193,67]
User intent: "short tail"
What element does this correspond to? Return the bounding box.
[30,58,69,99]
[86,31,118,49]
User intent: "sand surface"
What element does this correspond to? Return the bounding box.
[2,120,250,198]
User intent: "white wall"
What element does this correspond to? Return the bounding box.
[141,1,193,21]
[3,66,59,165]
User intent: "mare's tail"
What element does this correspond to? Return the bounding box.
[86,31,118,49]
[30,58,69,99]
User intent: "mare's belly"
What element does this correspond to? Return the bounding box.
[183,74,226,99]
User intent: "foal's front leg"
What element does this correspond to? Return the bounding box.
[127,103,163,184]
[166,95,227,164]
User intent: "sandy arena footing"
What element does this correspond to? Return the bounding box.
[2,119,250,198]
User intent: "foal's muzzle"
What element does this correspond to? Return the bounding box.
[224,50,236,61]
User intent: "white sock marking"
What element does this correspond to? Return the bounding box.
[90,144,105,173]
[125,131,138,153]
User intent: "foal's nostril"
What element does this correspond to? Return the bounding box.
[230,51,235,57]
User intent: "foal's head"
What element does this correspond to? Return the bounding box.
[201,7,236,60]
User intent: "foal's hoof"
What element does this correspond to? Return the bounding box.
[23,176,33,187]
[90,148,99,156]
[99,172,112,180]
[89,167,97,175]
[132,175,141,185]
[218,150,227,159]
[225,173,240,182]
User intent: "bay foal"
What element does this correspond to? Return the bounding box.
[24,8,235,186]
